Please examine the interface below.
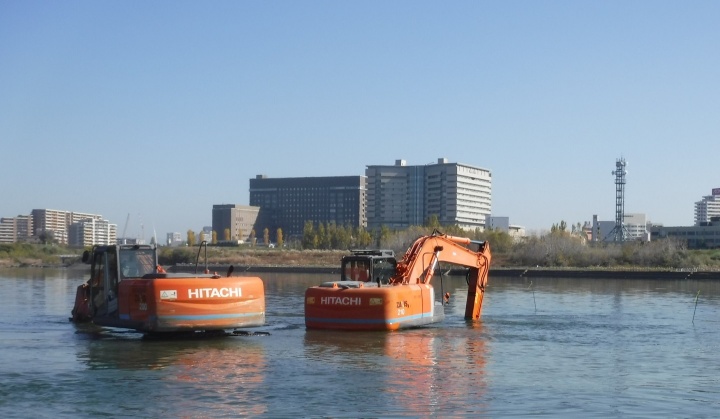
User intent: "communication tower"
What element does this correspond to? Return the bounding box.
[607,157,629,242]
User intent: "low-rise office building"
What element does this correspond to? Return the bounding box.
[650,218,720,249]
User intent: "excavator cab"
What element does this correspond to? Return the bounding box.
[341,250,397,285]
[73,244,158,322]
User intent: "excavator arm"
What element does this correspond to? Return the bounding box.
[390,231,492,320]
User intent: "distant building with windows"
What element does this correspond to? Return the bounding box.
[485,215,525,239]
[31,209,112,245]
[68,218,117,247]
[485,216,510,231]
[650,218,720,249]
[592,213,649,242]
[624,213,650,241]
[694,188,720,226]
[199,226,212,244]
[0,215,33,243]
[166,232,183,247]
[366,158,492,230]
[249,176,366,240]
[212,204,261,243]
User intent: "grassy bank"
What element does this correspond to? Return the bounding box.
[0,243,82,268]
[2,241,720,271]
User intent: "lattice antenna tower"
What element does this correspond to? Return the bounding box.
[607,157,630,242]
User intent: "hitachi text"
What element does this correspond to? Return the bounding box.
[188,288,242,299]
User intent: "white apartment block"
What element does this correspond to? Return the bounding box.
[68,218,118,247]
[366,158,492,230]
[31,209,105,244]
[694,189,720,226]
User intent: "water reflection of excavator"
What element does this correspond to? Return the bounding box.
[305,230,492,330]
[70,243,265,334]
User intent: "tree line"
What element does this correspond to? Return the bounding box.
[177,216,720,270]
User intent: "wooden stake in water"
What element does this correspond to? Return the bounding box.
[529,281,536,312]
[692,290,700,324]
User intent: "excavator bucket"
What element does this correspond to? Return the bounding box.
[464,266,489,320]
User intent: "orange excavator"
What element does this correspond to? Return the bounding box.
[70,243,265,334]
[305,230,491,330]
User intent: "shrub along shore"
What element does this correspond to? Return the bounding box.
[2,227,720,277]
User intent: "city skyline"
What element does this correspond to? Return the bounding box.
[2,2,720,239]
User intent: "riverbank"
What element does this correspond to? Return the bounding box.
[167,264,720,280]
[2,245,720,279]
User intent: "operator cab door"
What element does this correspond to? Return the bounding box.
[90,250,119,317]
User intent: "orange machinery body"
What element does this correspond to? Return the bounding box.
[72,273,265,333]
[304,231,491,331]
[305,282,444,331]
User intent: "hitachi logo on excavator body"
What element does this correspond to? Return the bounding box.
[320,296,362,305]
[188,287,242,299]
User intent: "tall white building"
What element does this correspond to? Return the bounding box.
[68,218,118,247]
[31,209,105,244]
[694,189,720,226]
[366,158,492,230]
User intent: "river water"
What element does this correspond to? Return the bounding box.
[1,268,719,418]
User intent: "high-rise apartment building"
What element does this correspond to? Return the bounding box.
[249,176,366,240]
[694,189,720,226]
[68,218,118,247]
[31,209,106,245]
[0,215,33,243]
[366,158,492,230]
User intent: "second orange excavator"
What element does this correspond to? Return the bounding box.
[305,230,492,331]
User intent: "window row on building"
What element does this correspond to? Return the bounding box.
[0,209,116,246]
[216,158,493,242]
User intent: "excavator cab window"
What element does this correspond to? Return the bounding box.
[372,258,396,284]
[119,248,156,279]
[341,258,369,282]
[341,254,397,284]
[90,251,106,309]
[343,259,371,282]
[89,249,118,315]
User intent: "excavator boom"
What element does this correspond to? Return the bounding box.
[390,231,491,320]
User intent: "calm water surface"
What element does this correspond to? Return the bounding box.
[1,268,719,418]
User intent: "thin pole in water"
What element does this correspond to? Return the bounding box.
[529,281,536,312]
[692,290,700,324]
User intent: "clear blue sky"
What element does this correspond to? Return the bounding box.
[2,1,719,240]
